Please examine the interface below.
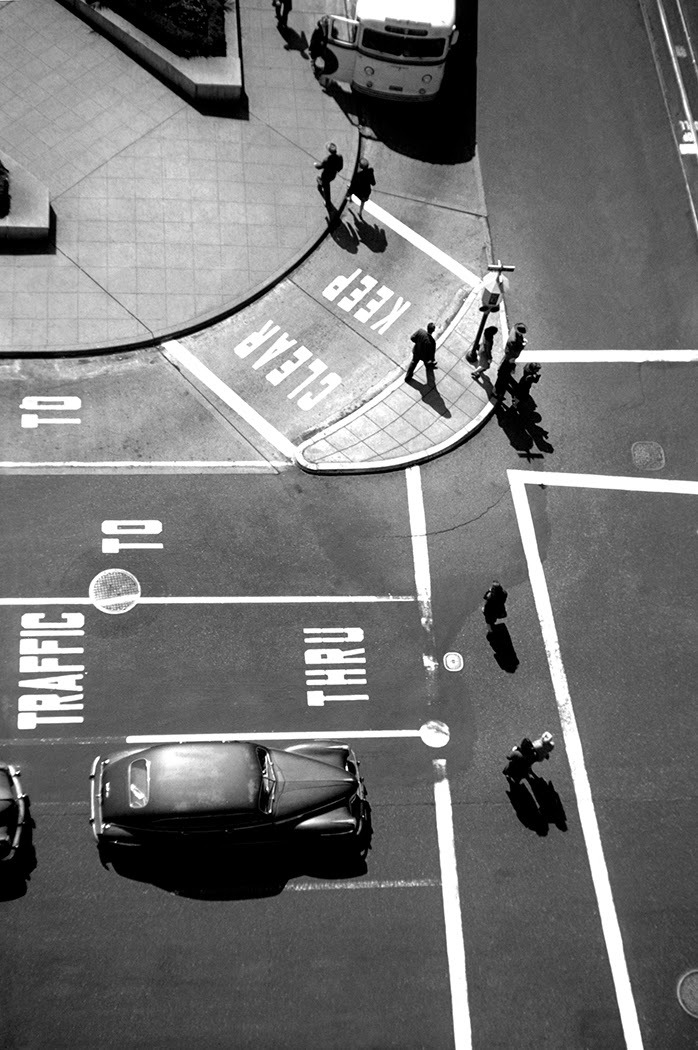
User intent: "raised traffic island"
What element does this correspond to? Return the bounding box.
[0,151,50,245]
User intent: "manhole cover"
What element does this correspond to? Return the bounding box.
[89,569,141,614]
[443,652,464,672]
[677,969,698,1017]
[419,721,450,748]
[631,441,665,471]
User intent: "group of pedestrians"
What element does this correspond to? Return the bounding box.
[314,142,376,216]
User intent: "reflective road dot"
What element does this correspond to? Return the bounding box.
[677,969,698,1018]
[89,569,141,614]
[419,720,450,747]
[631,441,665,470]
[443,651,464,672]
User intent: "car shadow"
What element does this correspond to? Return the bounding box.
[102,824,373,900]
[0,799,37,901]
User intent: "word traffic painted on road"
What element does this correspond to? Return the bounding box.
[322,269,411,331]
[304,628,369,707]
[234,322,341,411]
[20,395,81,429]
[17,613,85,731]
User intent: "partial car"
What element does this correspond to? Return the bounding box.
[90,740,370,854]
[0,762,27,863]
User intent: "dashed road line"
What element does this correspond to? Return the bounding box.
[357,198,480,287]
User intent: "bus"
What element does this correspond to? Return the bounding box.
[321,0,459,101]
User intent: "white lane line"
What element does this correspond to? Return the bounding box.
[126,730,423,743]
[287,879,440,891]
[508,469,698,495]
[162,339,298,459]
[0,594,416,606]
[358,198,480,288]
[405,465,439,695]
[508,471,645,1050]
[433,758,472,1050]
[518,349,698,362]
[0,460,290,471]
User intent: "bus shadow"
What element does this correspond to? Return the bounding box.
[324,0,478,164]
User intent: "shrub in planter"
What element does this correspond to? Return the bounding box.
[165,0,209,39]
[0,160,10,219]
[93,0,226,59]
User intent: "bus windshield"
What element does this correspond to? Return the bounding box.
[361,27,446,60]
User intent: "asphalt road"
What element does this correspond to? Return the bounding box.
[2,1,698,1049]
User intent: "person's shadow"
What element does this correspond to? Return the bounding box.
[278,24,309,55]
[406,368,452,418]
[494,401,541,459]
[486,622,519,672]
[516,397,554,454]
[348,209,388,252]
[505,777,567,836]
[327,209,359,252]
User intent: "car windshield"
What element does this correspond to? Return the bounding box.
[258,749,276,815]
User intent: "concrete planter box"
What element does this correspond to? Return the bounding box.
[0,151,50,243]
[57,0,244,106]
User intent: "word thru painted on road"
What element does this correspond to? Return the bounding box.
[304,627,368,706]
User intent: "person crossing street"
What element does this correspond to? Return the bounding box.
[405,322,437,381]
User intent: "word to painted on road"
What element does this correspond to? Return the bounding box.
[322,269,411,331]
[20,395,81,429]
[234,323,341,410]
[679,119,698,154]
[102,520,163,555]
[304,627,368,706]
[16,613,85,730]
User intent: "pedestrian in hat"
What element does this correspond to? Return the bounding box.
[309,17,328,73]
[405,322,437,381]
[315,142,343,207]
[350,158,375,218]
[504,322,527,366]
[513,362,541,405]
[482,580,507,625]
[471,325,498,378]
[503,737,537,783]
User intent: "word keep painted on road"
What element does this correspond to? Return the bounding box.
[102,520,163,554]
[322,269,411,330]
[234,323,341,411]
[16,613,85,730]
[304,627,368,707]
[20,395,81,429]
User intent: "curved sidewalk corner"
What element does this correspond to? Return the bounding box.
[296,283,510,474]
[0,0,359,355]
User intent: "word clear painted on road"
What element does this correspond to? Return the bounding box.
[101,520,163,554]
[304,627,369,707]
[322,269,411,332]
[234,321,341,411]
[20,395,81,429]
[17,612,85,730]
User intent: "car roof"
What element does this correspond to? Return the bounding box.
[103,742,263,821]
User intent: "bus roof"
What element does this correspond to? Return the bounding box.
[355,0,457,30]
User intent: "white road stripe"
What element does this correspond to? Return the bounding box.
[0,594,416,606]
[518,349,698,362]
[508,470,645,1050]
[126,730,423,743]
[0,460,290,470]
[358,198,480,287]
[162,340,298,459]
[508,469,698,495]
[287,879,440,891]
[405,466,439,693]
[433,758,472,1050]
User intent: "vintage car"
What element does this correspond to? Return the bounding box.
[90,740,370,853]
[0,762,27,862]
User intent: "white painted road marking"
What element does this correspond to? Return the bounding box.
[0,595,416,606]
[162,340,298,459]
[405,466,439,696]
[0,461,291,472]
[287,879,440,891]
[433,758,472,1050]
[126,730,424,743]
[357,199,480,288]
[518,349,698,362]
[507,469,688,1050]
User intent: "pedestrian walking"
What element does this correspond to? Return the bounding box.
[315,142,343,207]
[273,0,292,28]
[350,158,375,218]
[503,322,527,366]
[309,17,328,72]
[471,325,498,378]
[482,580,507,625]
[405,322,437,381]
[513,362,541,404]
[530,732,555,766]
[503,737,536,783]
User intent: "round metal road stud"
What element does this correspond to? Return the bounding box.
[89,569,141,614]
[419,721,450,748]
[677,969,698,1018]
[443,651,463,672]
[631,440,665,471]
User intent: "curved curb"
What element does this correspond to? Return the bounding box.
[295,286,510,475]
